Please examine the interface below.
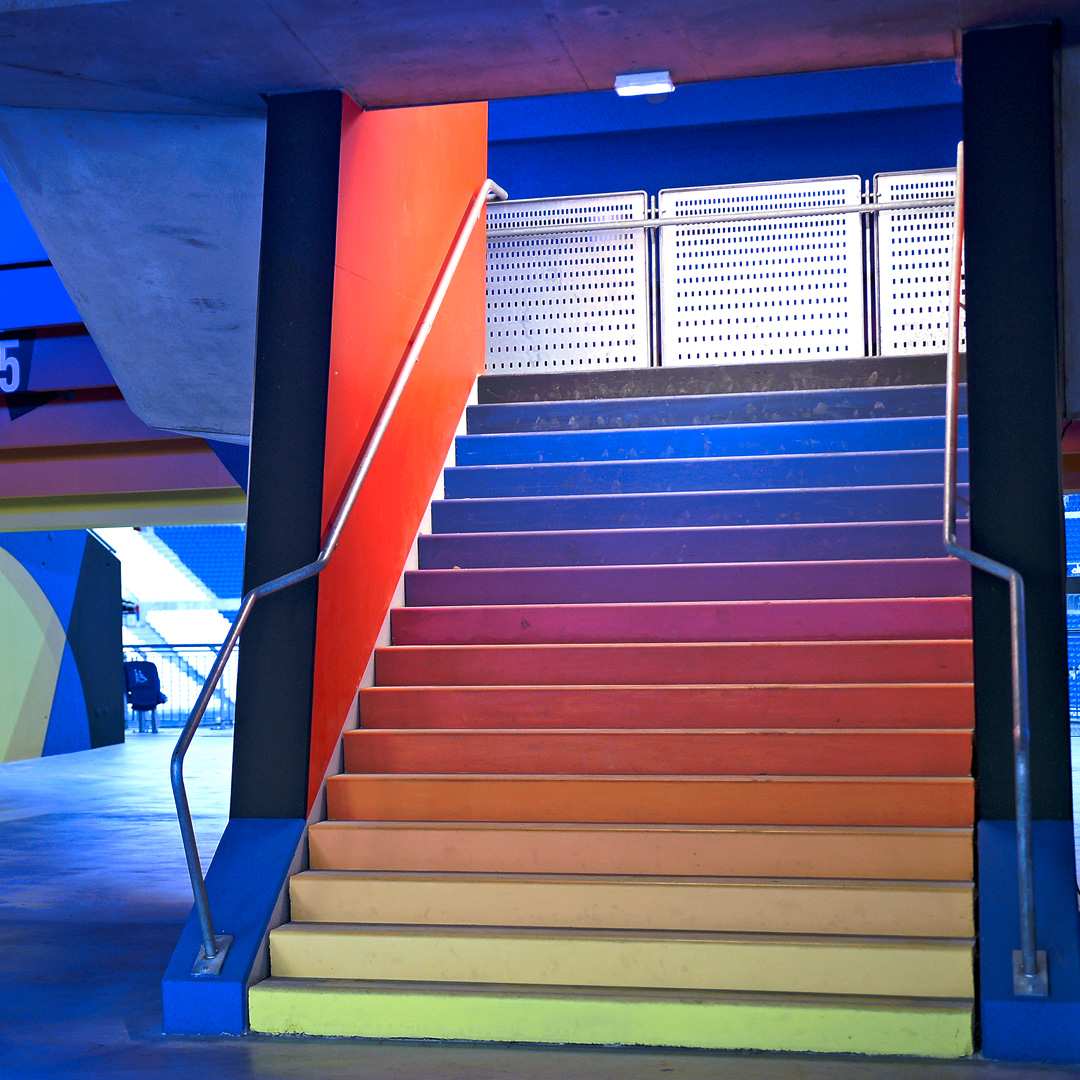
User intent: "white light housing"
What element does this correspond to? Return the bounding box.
[614,70,674,97]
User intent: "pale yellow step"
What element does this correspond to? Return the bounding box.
[268,923,974,999]
[248,977,974,1057]
[307,821,973,880]
[289,870,974,937]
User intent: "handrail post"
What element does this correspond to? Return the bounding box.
[170,177,507,977]
[942,141,1047,996]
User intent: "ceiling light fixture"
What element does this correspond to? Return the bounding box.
[614,70,674,97]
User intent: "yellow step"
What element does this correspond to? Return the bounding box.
[248,978,974,1057]
[268,924,974,998]
[307,821,973,880]
[289,870,974,937]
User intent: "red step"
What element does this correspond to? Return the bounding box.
[342,729,972,777]
[357,683,974,730]
[375,641,973,687]
[391,597,972,646]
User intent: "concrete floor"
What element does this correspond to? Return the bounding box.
[5,733,1080,1079]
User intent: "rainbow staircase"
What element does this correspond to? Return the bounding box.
[249,364,975,1056]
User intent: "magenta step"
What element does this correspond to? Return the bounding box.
[405,558,972,607]
[391,597,973,646]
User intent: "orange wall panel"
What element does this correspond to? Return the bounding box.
[309,98,488,806]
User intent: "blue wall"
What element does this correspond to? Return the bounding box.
[0,169,81,332]
[489,62,962,200]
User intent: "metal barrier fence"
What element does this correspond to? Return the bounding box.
[123,644,237,729]
[1070,631,1080,724]
[485,170,960,371]
[486,191,653,372]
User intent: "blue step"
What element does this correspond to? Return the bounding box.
[431,485,963,534]
[454,416,967,466]
[466,384,967,434]
[444,449,968,499]
[418,520,971,570]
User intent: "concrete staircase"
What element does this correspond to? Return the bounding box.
[249,365,975,1056]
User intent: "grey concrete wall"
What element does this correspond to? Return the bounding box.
[1062,44,1080,420]
[0,106,265,440]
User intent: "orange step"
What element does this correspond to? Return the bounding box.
[375,641,973,686]
[326,775,974,827]
[357,683,974,729]
[307,821,974,880]
[342,729,972,777]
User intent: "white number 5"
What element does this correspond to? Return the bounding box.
[0,340,20,393]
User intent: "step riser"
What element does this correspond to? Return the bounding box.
[406,559,971,606]
[456,416,968,466]
[477,356,957,403]
[375,641,974,687]
[289,876,974,937]
[444,451,968,499]
[307,823,975,880]
[466,385,966,434]
[326,776,974,827]
[358,685,975,729]
[431,485,965,534]
[248,981,974,1056]
[391,597,973,646]
[268,927,974,998]
[343,730,972,777]
[419,520,971,569]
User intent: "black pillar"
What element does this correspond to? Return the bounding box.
[230,90,342,820]
[964,24,1070,821]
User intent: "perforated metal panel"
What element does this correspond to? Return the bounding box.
[657,177,865,367]
[875,169,964,356]
[485,192,651,372]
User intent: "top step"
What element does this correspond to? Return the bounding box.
[468,385,966,435]
[478,356,962,405]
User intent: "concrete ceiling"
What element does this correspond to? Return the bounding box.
[1,0,1080,116]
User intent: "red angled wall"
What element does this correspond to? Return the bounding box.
[309,97,488,807]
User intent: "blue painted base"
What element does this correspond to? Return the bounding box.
[978,820,1080,1063]
[161,817,305,1035]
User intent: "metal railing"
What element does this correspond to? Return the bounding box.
[171,177,509,976]
[942,142,1047,996]
[123,644,238,730]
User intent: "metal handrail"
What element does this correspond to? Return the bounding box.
[171,177,509,974]
[943,142,1047,996]
[486,195,956,239]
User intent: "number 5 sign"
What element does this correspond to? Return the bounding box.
[0,339,21,393]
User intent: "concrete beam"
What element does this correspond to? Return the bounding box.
[0,106,264,440]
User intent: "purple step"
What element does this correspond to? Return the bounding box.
[417,519,971,570]
[430,484,961,534]
[404,557,972,607]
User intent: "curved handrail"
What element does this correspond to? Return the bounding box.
[171,178,509,971]
[943,142,1046,995]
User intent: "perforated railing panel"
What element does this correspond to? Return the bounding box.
[657,177,865,366]
[875,169,964,356]
[486,192,650,372]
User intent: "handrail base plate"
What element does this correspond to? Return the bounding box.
[192,934,233,977]
[1012,949,1049,996]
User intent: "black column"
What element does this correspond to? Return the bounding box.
[230,90,342,820]
[964,24,1070,821]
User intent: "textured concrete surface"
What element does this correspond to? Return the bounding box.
[0,1,1077,115]
[3,728,1080,1076]
[0,107,265,440]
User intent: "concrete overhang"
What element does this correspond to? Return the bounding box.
[0,0,1078,116]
